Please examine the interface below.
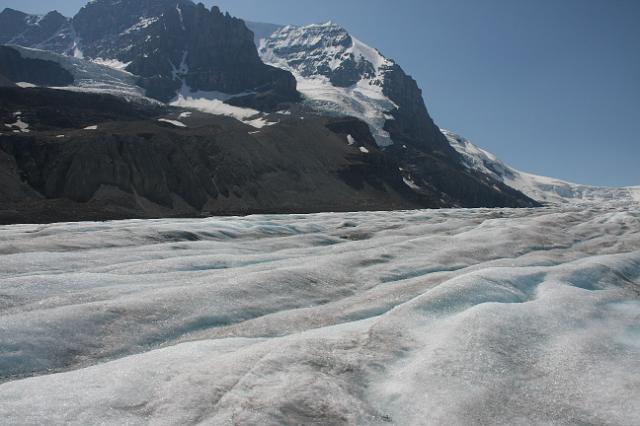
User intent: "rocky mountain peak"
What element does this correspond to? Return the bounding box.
[0,7,74,54]
[73,0,185,50]
[68,0,299,106]
[260,22,389,88]
[1,8,26,17]
[255,21,454,153]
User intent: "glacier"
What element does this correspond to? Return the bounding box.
[0,201,639,425]
[8,44,148,100]
[443,129,640,205]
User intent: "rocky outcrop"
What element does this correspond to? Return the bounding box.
[0,46,74,86]
[381,63,458,156]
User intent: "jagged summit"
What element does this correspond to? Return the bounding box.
[254,21,453,153]
[260,22,390,88]
[0,7,75,54]
[1,0,299,107]
[254,22,396,147]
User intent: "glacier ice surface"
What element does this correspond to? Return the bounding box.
[0,202,639,425]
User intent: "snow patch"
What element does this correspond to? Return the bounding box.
[170,86,274,129]
[15,82,37,88]
[121,17,159,35]
[72,39,83,59]
[157,119,187,128]
[293,75,396,146]
[4,116,30,133]
[359,146,370,154]
[347,134,356,146]
[84,125,98,130]
[176,4,186,31]
[403,177,420,190]
[91,58,132,71]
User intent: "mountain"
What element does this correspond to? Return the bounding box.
[255,22,451,152]
[442,129,640,204]
[1,1,299,108]
[71,0,299,107]
[0,8,75,54]
[0,2,555,224]
[252,22,538,208]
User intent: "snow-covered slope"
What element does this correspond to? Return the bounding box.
[443,129,638,204]
[9,44,148,100]
[0,205,639,424]
[257,22,397,146]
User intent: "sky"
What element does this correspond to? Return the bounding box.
[3,0,639,187]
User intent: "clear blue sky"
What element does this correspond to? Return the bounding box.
[3,0,639,187]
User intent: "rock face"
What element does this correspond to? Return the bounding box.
[1,1,299,107]
[0,8,75,54]
[0,46,74,86]
[71,0,299,106]
[381,63,456,155]
[0,87,432,224]
[0,74,16,87]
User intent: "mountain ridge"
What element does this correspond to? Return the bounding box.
[7,2,633,225]
[442,129,640,205]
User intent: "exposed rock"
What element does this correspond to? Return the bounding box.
[72,0,299,107]
[0,46,74,86]
[1,2,299,108]
[0,73,15,87]
[381,63,457,156]
[0,8,31,44]
[0,88,433,224]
